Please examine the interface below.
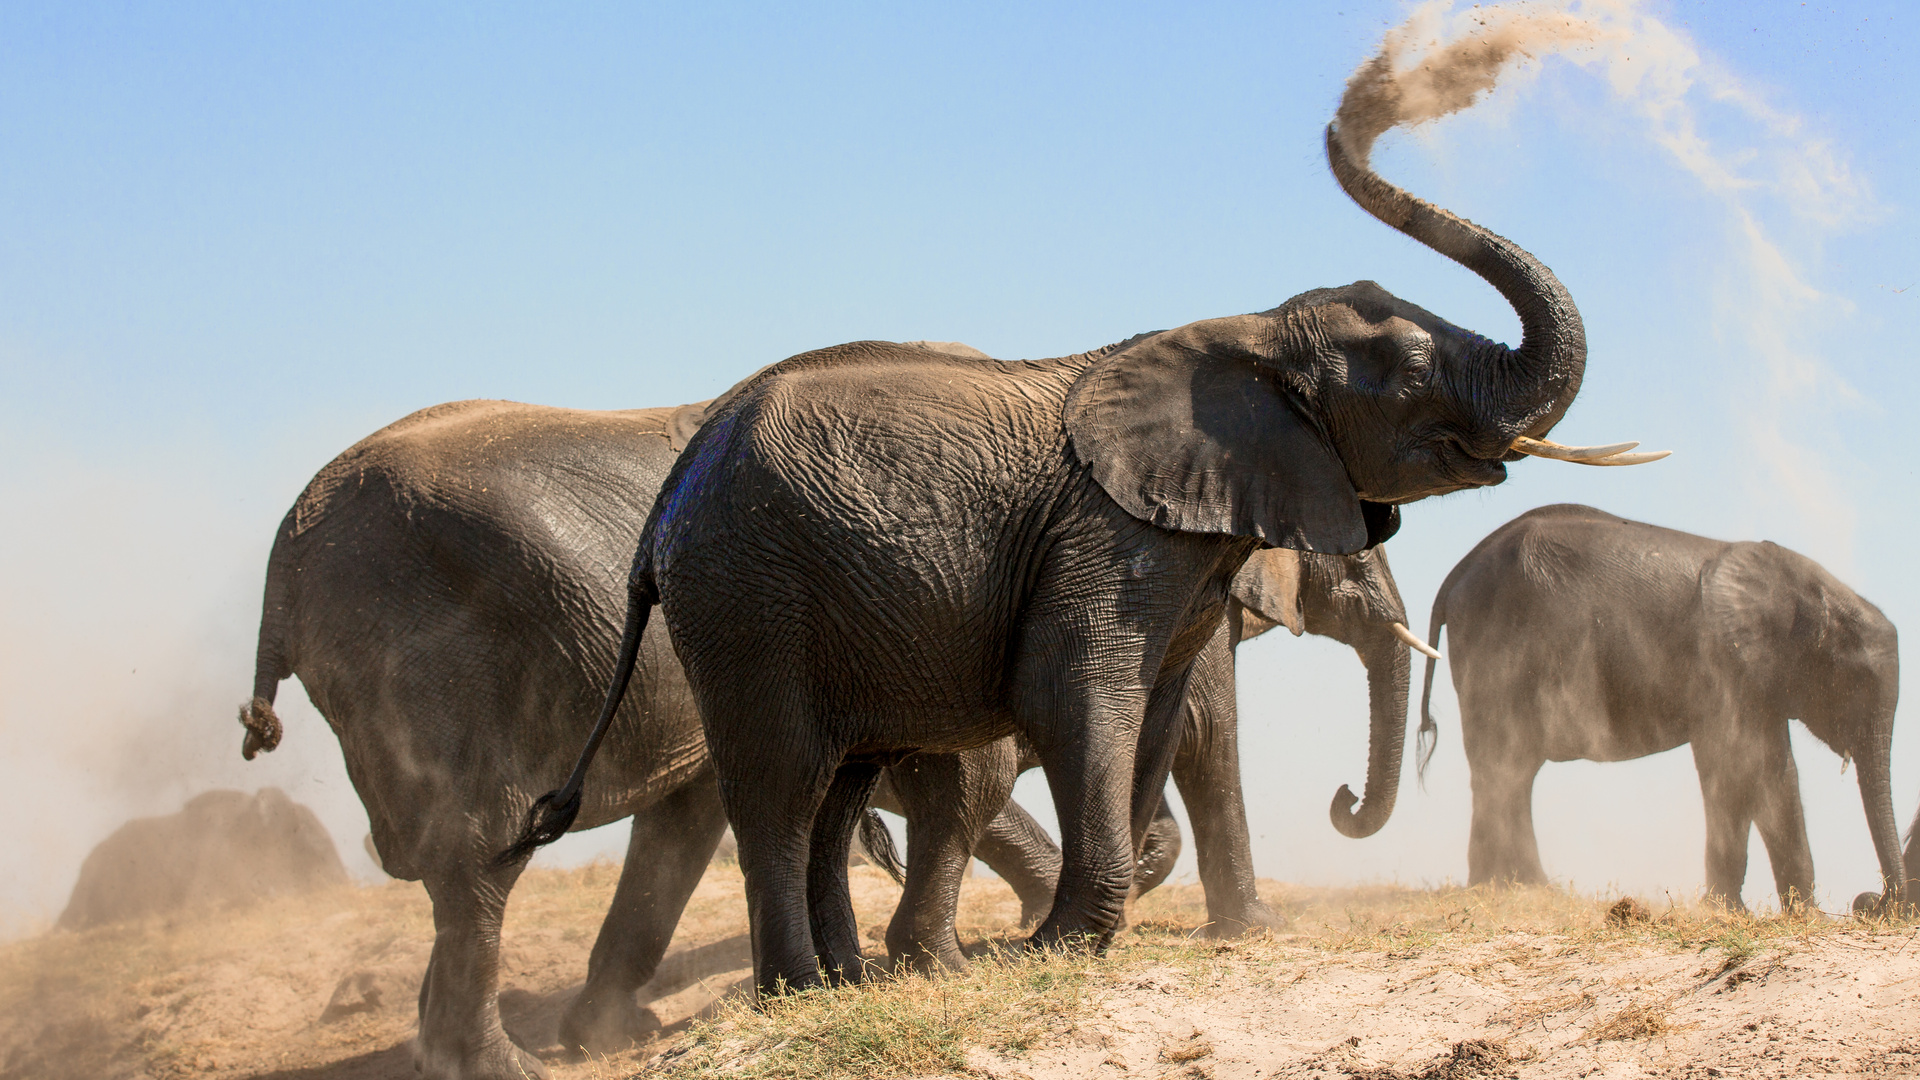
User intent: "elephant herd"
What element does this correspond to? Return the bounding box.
[234,120,1910,1080]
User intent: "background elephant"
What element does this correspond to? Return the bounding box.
[515,119,1620,994]
[1420,503,1904,911]
[874,543,1436,970]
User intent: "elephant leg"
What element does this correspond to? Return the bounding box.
[1748,729,1816,912]
[1024,711,1145,950]
[807,760,884,984]
[1693,740,1756,910]
[710,727,838,994]
[884,742,1018,973]
[1169,625,1282,935]
[971,795,1061,928]
[416,853,548,1080]
[1467,754,1547,886]
[559,775,730,1054]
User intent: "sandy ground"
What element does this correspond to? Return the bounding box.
[2,859,1916,1079]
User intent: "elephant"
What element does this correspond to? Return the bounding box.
[234,345,1060,1079]
[239,399,731,1080]
[1419,503,1904,912]
[874,542,1437,970]
[510,119,1645,995]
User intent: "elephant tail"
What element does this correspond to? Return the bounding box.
[1416,591,1447,785]
[239,516,298,761]
[856,809,906,885]
[496,550,659,868]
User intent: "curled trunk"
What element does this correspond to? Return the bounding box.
[1325,123,1587,441]
[1328,632,1412,838]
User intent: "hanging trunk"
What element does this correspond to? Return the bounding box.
[1328,632,1413,838]
[1855,727,1906,908]
[1325,123,1587,442]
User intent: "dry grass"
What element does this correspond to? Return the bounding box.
[635,877,1913,1080]
[5,858,1915,1080]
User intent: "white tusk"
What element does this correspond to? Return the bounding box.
[1575,449,1671,466]
[1510,436,1640,461]
[1510,436,1670,467]
[1390,622,1442,660]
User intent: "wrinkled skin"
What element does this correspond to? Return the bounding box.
[524,122,1597,994]
[241,388,1060,1077]
[1424,504,1904,912]
[877,545,1421,970]
[240,401,732,1080]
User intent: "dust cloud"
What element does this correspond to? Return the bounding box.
[0,441,381,938]
[1334,0,1875,573]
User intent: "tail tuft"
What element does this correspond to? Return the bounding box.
[239,697,283,760]
[494,788,584,869]
[856,809,906,885]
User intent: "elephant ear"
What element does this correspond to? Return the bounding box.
[1062,322,1374,553]
[1700,541,1829,688]
[1231,548,1304,636]
[666,362,780,451]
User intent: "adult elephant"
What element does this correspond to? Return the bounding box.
[238,400,730,1080]
[236,344,1026,1080]
[513,120,1651,994]
[1420,503,1904,912]
[875,543,1438,970]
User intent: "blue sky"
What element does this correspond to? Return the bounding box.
[0,1,1914,924]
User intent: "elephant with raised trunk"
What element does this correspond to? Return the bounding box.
[876,542,1437,971]
[514,120,1645,995]
[1421,504,1904,912]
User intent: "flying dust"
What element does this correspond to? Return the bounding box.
[1332,0,1875,574]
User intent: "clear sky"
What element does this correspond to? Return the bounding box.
[0,1,1914,926]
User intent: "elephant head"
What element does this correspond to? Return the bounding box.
[1064,124,1656,558]
[1232,546,1435,840]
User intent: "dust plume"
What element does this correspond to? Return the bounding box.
[1335,0,1876,571]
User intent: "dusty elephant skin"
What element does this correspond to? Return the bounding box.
[238,401,734,1080]
[515,119,1600,996]
[876,544,1432,971]
[1421,503,1905,910]
[235,389,1082,1080]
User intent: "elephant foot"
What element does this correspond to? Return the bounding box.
[559,988,659,1055]
[414,1028,550,1080]
[1202,901,1288,938]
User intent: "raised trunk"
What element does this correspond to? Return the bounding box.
[1325,123,1587,442]
[1855,731,1906,907]
[1328,633,1412,838]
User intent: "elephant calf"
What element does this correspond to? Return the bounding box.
[1423,503,1904,911]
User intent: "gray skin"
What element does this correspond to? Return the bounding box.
[877,544,1421,971]
[1421,504,1904,912]
[513,121,1596,994]
[237,366,1059,1079]
[239,401,731,1080]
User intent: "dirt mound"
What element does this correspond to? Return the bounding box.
[57,788,347,930]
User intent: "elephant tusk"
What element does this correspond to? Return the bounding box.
[1390,621,1442,660]
[1510,436,1671,467]
[1574,449,1672,466]
[1510,436,1638,460]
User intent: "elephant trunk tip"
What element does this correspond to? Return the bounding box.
[1329,783,1388,839]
